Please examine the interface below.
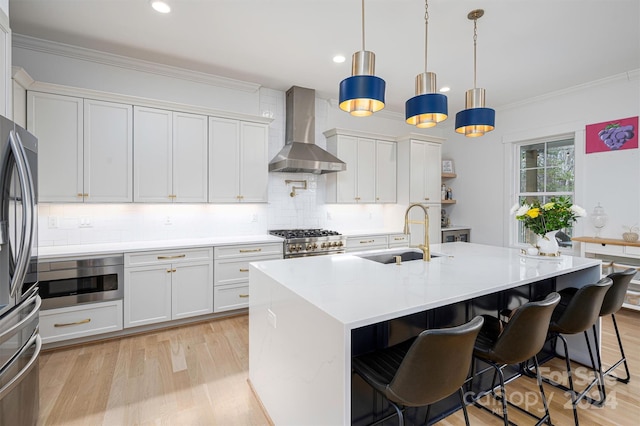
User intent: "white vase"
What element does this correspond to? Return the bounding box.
[536,230,560,256]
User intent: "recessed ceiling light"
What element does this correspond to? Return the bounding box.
[151,1,171,13]
[439,86,450,93]
[333,55,346,64]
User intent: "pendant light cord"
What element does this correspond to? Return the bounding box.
[473,17,478,89]
[361,0,366,51]
[424,0,429,73]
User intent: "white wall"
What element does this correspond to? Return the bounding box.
[442,71,640,247]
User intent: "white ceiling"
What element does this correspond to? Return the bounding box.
[8,0,640,124]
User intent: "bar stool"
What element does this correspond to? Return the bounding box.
[596,268,635,386]
[538,277,612,425]
[472,292,561,426]
[351,316,484,426]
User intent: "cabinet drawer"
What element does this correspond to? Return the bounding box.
[40,300,123,344]
[346,235,388,251]
[388,233,409,248]
[214,283,250,312]
[125,247,213,267]
[214,243,282,259]
[584,243,624,256]
[624,246,640,257]
[214,255,280,285]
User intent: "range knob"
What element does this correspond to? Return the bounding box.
[312,243,318,250]
[337,241,344,247]
[306,243,313,250]
[296,244,302,251]
[321,242,327,249]
[331,241,338,247]
[288,244,295,252]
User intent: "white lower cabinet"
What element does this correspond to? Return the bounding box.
[40,300,123,344]
[124,248,213,328]
[345,235,389,253]
[214,243,282,312]
[388,233,410,248]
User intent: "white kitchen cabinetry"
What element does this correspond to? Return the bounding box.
[209,117,268,203]
[388,233,410,248]
[397,134,444,244]
[574,237,640,311]
[324,129,396,204]
[134,106,208,203]
[345,235,389,253]
[124,248,213,328]
[0,10,10,118]
[214,243,282,312]
[39,300,123,344]
[27,92,133,202]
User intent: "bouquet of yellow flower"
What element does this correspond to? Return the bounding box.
[510,196,586,236]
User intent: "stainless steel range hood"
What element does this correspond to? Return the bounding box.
[269,86,346,174]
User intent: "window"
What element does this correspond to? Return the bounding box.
[515,135,575,246]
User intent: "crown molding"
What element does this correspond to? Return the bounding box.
[498,69,640,112]
[12,34,262,94]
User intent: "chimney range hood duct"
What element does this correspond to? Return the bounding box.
[269,86,346,174]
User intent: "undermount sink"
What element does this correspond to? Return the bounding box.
[357,250,441,264]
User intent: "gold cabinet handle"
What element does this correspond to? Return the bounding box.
[239,268,249,272]
[77,193,83,197]
[168,194,177,199]
[424,197,430,201]
[157,254,186,260]
[239,294,249,298]
[394,237,405,241]
[83,193,89,197]
[360,240,375,244]
[54,318,91,327]
[239,248,262,253]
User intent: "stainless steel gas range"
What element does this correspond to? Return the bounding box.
[269,229,347,258]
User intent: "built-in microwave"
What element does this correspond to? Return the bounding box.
[38,255,124,310]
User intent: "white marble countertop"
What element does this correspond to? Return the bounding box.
[38,234,283,259]
[340,229,405,237]
[251,242,601,329]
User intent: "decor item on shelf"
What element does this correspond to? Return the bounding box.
[622,225,639,242]
[511,196,586,255]
[405,0,448,128]
[455,9,495,138]
[590,203,608,238]
[339,0,385,117]
[442,159,454,173]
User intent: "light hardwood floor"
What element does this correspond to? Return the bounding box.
[39,309,639,425]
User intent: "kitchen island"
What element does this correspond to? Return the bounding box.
[248,242,601,425]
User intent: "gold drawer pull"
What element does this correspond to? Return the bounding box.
[239,294,249,298]
[168,194,177,199]
[239,268,249,272]
[360,240,375,244]
[394,237,405,241]
[239,248,262,253]
[54,318,91,327]
[157,254,186,260]
[166,268,176,273]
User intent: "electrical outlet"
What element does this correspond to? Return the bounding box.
[48,216,59,228]
[79,217,92,228]
[267,309,277,329]
[164,216,172,225]
[251,214,258,223]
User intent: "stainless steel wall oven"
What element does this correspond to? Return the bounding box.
[39,255,124,310]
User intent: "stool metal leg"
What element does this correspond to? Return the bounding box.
[601,314,631,383]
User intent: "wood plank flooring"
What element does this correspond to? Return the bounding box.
[39,309,640,425]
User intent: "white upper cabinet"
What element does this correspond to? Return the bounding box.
[172,111,209,203]
[325,129,396,204]
[134,106,208,203]
[84,99,133,202]
[408,140,441,203]
[28,92,83,202]
[28,92,133,203]
[0,10,10,118]
[209,117,268,203]
[375,139,397,203]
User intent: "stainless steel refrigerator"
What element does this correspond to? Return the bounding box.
[0,114,40,425]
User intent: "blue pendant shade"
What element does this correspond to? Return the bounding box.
[406,93,448,128]
[339,75,385,117]
[456,10,495,137]
[455,107,495,137]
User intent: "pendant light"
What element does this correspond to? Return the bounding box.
[405,0,447,128]
[339,0,385,117]
[455,9,495,137]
